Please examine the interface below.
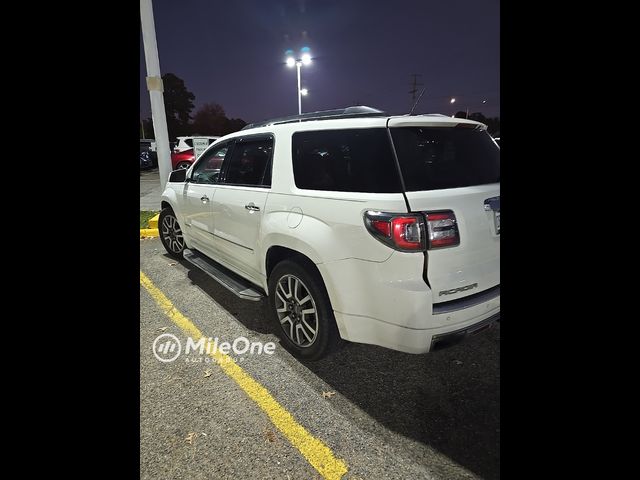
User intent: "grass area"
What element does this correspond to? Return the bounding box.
[140,211,159,229]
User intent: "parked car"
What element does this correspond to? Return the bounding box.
[140,139,157,167]
[139,142,153,170]
[174,136,220,153]
[171,149,196,170]
[158,106,500,360]
[171,136,221,170]
[172,141,227,170]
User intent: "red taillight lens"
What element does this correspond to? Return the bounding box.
[364,212,425,251]
[425,211,460,248]
[371,219,391,237]
[391,217,423,250]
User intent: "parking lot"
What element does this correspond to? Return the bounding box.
[140,233,500,479]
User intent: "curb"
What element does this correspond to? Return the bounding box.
[140,228,159,238]
[148,213,160,229]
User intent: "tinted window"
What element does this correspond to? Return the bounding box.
[184,139,194,148]
[191,144,230,184]
[391,127,500,191]
[292,129,402,193]
[221,138,273,187]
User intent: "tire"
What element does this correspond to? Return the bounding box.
[158,207,185,259]
[176,161,191,170]
[268,259,342,360]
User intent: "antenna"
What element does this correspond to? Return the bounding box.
[408,73,423,103]
[409,88,426,115]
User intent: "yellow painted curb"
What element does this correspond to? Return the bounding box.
[148,213,160,229]
[140,228,159,238]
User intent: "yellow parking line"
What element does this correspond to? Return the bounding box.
[140,270,348,480]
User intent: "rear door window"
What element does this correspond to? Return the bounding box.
[292,128,402,193]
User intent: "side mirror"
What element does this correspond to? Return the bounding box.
[169,168,187,183]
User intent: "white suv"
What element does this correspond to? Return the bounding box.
[159,106,500,359]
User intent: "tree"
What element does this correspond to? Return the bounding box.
[454,111,467,119]
[191,103,247,136]
[162,73,195,139]
[141,117,154,139]
[226,118,247,133]
[468,112,501,136]
[192,103,228,136]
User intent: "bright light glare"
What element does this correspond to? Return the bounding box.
[301,53,312,65]
[300,88,308,96]
[286,57,295,67]
[450,98,456,104]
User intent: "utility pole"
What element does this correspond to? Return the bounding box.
[408,73,424,105]
[140,0,172,189]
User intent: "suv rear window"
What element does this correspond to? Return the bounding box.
[390,127,500,191]
[184,139,194,148]
[292,128,402,193]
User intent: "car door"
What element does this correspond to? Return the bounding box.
[211,134,273,282]
[181,141,233,256]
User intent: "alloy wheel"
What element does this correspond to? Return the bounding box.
[274,274,318,347]
[161,214,184,254]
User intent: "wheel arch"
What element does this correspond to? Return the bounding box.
[265,245,320,281]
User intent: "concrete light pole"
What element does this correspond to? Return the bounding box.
[140,0,172,189]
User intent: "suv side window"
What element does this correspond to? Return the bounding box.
[219,136,273,187]
[191,143,231,184]
[292,128,402,193]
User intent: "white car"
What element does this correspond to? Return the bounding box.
[158,106,500,359]
[174,136,220,153]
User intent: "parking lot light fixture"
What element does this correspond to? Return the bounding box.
[285,48,312,114]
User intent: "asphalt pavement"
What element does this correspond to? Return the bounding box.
[140,238,500,479]
[140,168,162,211]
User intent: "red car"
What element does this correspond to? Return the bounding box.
[171,149,196,170]
[171,145,229,171]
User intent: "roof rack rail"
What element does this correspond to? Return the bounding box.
[241,106,387,130]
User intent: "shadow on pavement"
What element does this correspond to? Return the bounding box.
[175,254,500,479]
[179,259,273,334]
[303,329,500,480]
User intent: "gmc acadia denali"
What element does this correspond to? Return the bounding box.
[158,106,500,360]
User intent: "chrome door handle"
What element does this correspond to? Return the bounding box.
[245,203,260,211]
[201,195,209,203]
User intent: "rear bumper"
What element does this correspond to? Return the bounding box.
[333,306,499,354]
[430,312,499,351]
[317,252,500,354]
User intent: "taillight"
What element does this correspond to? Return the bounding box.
[364,212,426,251]
[364,210,460,251]
[425,210,460,249]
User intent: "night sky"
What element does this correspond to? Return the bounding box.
[140,0,499,124]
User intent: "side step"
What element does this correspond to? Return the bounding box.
[183,248,264,301]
